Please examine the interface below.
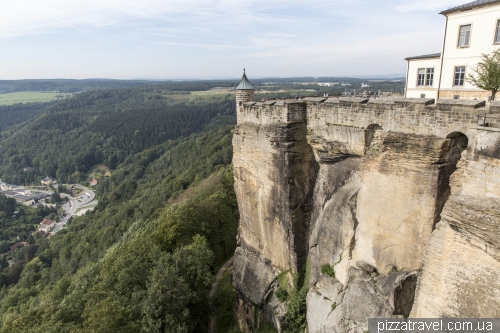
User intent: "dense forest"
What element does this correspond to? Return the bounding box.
[0,87,235,185]
[0,84,248,332]
[0,103,57,132]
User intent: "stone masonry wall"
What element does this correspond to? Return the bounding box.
[239,97,487,138]
[305,97,485,138]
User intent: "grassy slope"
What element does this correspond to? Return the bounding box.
[0,92,60,106]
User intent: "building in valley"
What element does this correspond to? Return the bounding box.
[405,0,500,100]
[38,218,55,233]
[41,176,57,186]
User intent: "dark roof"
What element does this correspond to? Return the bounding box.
[405,53,441,61]
[1,191,18,197]
[15,195,34,201]
[236,70,254,90]
[440,0,500,14]
[32,193,48,200]
[9,242,26,251]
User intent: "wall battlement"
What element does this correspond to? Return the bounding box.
[238,97,488,138]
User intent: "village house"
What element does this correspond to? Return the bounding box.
[9,242,27,251]
[89,178,98,187]
[38,218,55,233]
[405,0,500,100]
[41,176,56,186]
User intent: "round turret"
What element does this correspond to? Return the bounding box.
[236,69,255,116]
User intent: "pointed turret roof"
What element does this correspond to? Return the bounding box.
[236,69,254,90]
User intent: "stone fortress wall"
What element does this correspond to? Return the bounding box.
[239,96,486,137]
[233,94,500,332]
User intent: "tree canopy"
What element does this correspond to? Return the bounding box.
[0,87,241,332]
[467,49,500,100]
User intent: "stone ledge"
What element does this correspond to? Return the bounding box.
[339,97,369,103]
[304,97,327,103]
[367,99,394,105]
[394,98,435,106]
[284,100,307,105]
[478,126,500,133]
[324,98,340,104]
[437,99,486,109]
[490,101,500,114]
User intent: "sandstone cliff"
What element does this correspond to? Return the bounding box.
[232,96,499,332]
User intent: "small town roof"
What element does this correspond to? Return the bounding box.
[236,69,254,90]
[440,0,500,14]
[32,193,48,200]
[15,195,34,201]
[9,242,27,251]
[40,218,53,225]
[405,53,441,61]
[1,191,18,197]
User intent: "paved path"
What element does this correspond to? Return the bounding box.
[209,256,234,333]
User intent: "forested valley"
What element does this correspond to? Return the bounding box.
[0,84,250,332]
[0,86,235,185]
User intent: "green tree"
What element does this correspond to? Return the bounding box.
[141,259,192,333]
[467,49,500,100]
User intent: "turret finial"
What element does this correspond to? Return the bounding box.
[236,68,254,90]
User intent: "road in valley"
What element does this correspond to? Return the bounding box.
[47,185,97,233]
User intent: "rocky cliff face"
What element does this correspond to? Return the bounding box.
[232,97,500,332]
[232,118,316,331]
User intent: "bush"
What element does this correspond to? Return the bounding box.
[320,263,335,278]
[275,288,289,302]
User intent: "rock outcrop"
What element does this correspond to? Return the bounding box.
[232,93,499,332]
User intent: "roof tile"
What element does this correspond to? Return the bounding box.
[440,0,500,14]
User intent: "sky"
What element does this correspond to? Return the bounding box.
[0,0,463,80]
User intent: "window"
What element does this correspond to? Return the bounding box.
[416,68,434,86]
[417,68,425,86]
[426,68,434,86]
[458,25,471,47]
[454,66,466,86]
[495,20,500,44]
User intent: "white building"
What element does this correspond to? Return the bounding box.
[38,219,55,233]
[41,176,56,186]
[405,0,500,100]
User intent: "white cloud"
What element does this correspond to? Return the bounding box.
[0,0,452,78]
[0,0,326,38]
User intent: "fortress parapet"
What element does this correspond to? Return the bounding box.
[236,88,488,139]
[238,100,307,124]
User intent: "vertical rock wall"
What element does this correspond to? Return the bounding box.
[232,119,316,330]
[411,128,500,317]
[232,97,500,332]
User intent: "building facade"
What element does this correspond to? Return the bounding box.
[405,0,500,100]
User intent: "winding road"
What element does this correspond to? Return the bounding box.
[49,184,96,233]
